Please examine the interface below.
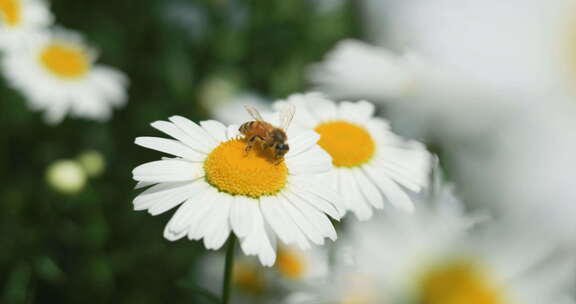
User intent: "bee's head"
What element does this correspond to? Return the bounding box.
[274,142,289,158]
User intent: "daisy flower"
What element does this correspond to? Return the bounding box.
[1,28,128,124]
[0,0,52,50]
[132,104,341,266]
[289,183,576,304]
[274,243,328,283]
[274,93,430,220]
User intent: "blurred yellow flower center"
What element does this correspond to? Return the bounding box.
[420,261,503,304]
[233,262,265,295]
[204,139,288,198]
[39,43,90,79]
[0,0,21,26]
[315,121,375,167]
[276,247,306,280]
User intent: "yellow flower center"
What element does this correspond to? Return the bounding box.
[39,43,90,79]
[419,261,503,304]
[233,262,266,295]
[315,121,376,167]
[276,247,306,280]
[0,0,21,26]
[204,139,288,198]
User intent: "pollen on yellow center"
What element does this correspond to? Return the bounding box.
[0,0,21,26]
[276,247,306,280]
[419,261,503,304]
[315,121,376,167]
[39,43,90,79]
[204,139,288,198]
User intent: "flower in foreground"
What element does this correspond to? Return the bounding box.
[0,0,52,50]
[275,93,430,219]
[1,28,128,124]
[132,111,341,266]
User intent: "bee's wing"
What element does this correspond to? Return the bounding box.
[244,105,265,122]
[279,103,296,131]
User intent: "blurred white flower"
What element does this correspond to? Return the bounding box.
[198,254,269,304]
[275,93,430,220]
[132,109,342,266]
[205,92,270,125]
[274,244,329,283]
[364,0,576,104]
[1,28,128,124]
[309,39,419,101]
[290,181,575,304]
[77,150,105,178]
[0,0,52,50]
[45,159,87,194]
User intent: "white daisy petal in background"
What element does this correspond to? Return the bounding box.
[205,91,270,125]
[1,28,128,124]
[309,39,420,101]
[275,92,430,220]
[0,0,52,50]
[132,107,341,266]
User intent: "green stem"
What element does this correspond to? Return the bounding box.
[221,236,236,304]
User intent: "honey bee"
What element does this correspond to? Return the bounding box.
[239,103,296,162]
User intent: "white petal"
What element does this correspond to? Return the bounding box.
[134,181,193,210]
[352,168,384,209]
[339,169,373,220]
[147,181,207,215]
[203,194,232,250]
[230,196,257,238]
[187,189,222,240]
[281,192,325,245]
[284,189,337,240]
[188,189,222,240]
[273,196,310,250]
[134,181,154,189]
[364,165,415,212]
[291,175,346,216]
[132,159,204,183]
[286,131,320,158]
[260,196,295,245]
[163,182,212,240]
[288,181,341,220]
[226,125,240,140]
[338,100,375,122]
[240,208,277,266]
[168,116,218,149]
[151,120,213,153]
[135,137,206,161]
[200,120,228,143]
[285,146,332,175]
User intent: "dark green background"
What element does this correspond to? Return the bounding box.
[0,0,359,303]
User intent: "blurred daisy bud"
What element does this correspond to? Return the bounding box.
[309,39,420,101]
[78,150,105,178]
[45,160,87,194]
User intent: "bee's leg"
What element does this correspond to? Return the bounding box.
[244,135,263,155]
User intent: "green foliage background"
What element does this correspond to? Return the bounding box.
[0,0,358,302]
